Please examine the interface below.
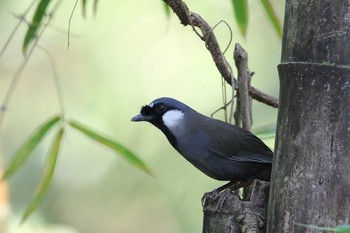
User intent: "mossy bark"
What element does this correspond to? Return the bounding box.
[268,1,350,232]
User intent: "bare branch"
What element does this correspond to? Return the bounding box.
[234,43,252,131]
[67,0,79,49]
[163,0,279,108]
[249,86,279,108]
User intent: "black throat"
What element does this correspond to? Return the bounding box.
[140,104,179,149]
[150,121,178,149]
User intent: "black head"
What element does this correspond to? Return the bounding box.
[131,97,192,147]
[131,97,192,125]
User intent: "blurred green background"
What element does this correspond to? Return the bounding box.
[0,0,283,232]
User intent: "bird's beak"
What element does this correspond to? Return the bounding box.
[131,114,154,122]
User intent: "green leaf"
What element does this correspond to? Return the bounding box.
[22,0,52,55]
[231,0,248,37]
[93,0,99,16]
[81,0,87,18]
[295,222,350,232]
[260,0,282,38]
[21,127,64,222]
[163,1,171,18]
[2,115,61,180]
[336,225,350,233]
[81,0,99,18]
[295,222,336,232]
[68,120,153,176]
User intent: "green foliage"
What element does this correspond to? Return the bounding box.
[2,116,151,221]
[337,226,350,233]
[22,0,52,55]
[162,0,282,37]
[81,0,99,17]
[231,0,249,37]
[21,127,64,222]
[2,115,61,180]
[68,120,152,176]
[163,1,171,18]
[23,0,100,54]
[81,0,87,17]
[260,0,282,38]
[295,222,350,233]
[23,0,282,55]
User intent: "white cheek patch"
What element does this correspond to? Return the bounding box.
[162,110,184,129]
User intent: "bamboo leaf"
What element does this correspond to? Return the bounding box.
[260,0,282,38]
[81,0,99,17]
[2,115,61,180]
[231,0,248,37]
[81,0,87,18]
[336,225,350,233]
[163,1,171,18]
[68,120,152,176]
[22,0,52,55]
[295,223,350,233]
[21,127,64,222]
[93,0,99,16]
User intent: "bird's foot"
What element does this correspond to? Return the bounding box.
[202,180,254,208]
[215,187,234,209]
[201,189,219,206]
[201,186,236,209]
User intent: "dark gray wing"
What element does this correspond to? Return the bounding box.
[204,117,273,164]
[210,148,273,164]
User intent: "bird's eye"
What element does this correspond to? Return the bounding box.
[155,104,167,113]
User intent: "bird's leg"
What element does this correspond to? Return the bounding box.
[217,179,253,192]
[214,180,253,208]
[216,180,239,192]
[201,180,254,207]
[201,180,239,206]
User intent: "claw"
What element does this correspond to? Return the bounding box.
[202,180,254,208]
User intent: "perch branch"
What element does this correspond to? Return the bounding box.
[234,43,252,131]
[163,0,279,108]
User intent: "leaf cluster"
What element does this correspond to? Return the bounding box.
[3,115,151,222]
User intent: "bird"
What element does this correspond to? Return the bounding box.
[131,97,273,190]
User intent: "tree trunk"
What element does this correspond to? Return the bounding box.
[203,180,270,233]
[268,1,350,232]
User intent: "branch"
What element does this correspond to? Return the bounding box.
[163,0,279,108]
[249,86,279,108]
[202,180,269,233]
[234,43,252,131]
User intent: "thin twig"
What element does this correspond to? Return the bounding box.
[190,12,237,87]
[221,77,228,122]
[36,45,65,118]
[212,20,233,122]
[229,73,236,124]
[48,23,85,38]
[0,0,37,58]
[68,0,79,50]
[210,100,232,118]
[163,0,279,108]
[212,20,233,55]
[0,5,57,130]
